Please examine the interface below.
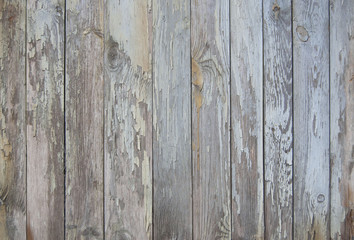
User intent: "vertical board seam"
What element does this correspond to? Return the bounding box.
[262,0,266,237]
[151,0,154,238]
[63,0,67,239]
[229,0,232,238]
[328,0,331,236]
[291,0,295,239]
[25,0,28,238]
[102,0,105,238]
[190,0,193,238]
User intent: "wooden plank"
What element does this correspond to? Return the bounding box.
[26,0,65,239]
[191,0,231,239]
[104,0,152,239]
[0,1,26,239]
[330,0,354,239]
[293,0,330,239]
[230,0,264,239]
[152,0,192,239]
[263,0,293,239]
[65,0,104,239]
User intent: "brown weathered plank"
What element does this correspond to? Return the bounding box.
[230,0,264,238]
[330,0,354,239]
[153,0,192,239]
[293,0,330,239]
[26,0,65,239]
[0,1,26,239]
[263,0,293,239]
[191,0,231,239]
[65,0,104,238]
[104,0,152,239]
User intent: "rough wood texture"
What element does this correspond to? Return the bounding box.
[65,0,104,239]
[0,1,26,239]
[330,0,354,239]
[293,0,330,239]
[26,0,65,239]
[2,2,354,239]
[104,0,152,239]
[263,0,293,239]
[230,0,264,239]
[191,1,231,239]
[153,0,192,239]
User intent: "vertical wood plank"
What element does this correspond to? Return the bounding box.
[191,0,231,239]
[26,0,65,239]
[153,0,192,239]
[293,0,330,239]
[263,0,293,239]
[230,0,264,239]
[65,0,104,238]
[104,0,152,239]
[0,1,26,239]
[330,0,354,239]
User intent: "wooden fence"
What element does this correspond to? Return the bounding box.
[0,0,353,239]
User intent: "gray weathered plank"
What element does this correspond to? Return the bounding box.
[153,0,192,239]
[293,0,330,239]
[104,0,152,239]
[0,1,26,239]
[191,0,231,239]
[26,0,65,239]
[65,0,104,238]
[230,0,264,238]
[263,0,293,239]
[330,0,354,239]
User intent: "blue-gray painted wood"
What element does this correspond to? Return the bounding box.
[264,0,293,238]
[293,0,330,239]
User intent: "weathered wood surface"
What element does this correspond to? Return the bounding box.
[0,1,26,239]
[26,0,65,239]
[65,0,104,239]
[230,0,264,238]
[1,1,354,239]
[104,0,152,239]
[153,0,192,239]
[330,0,354,239]
[263,0,293,239]
[191,1,231,239]
[293,0,330,239]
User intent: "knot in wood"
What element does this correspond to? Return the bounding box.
[106,40,130,72]
[82,227,100,237]
[296,26,309,42]
[114,229,133,240]
[317,193,325,203]
[56,6,63,16]
[272,2,280,20]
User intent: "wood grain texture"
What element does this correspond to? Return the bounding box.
[330,0,354,239]
[230,0,264,239]
[0,1,26,239]
[153,0,192,239]
[263,0,293,239]
[26,0,65,239]
[293,0,330,239]
[65,0,104,239]
[104,0,152,239]
[191,0,231,239]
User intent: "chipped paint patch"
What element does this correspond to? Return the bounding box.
[0,110,14,210]
[142,151,152,235]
